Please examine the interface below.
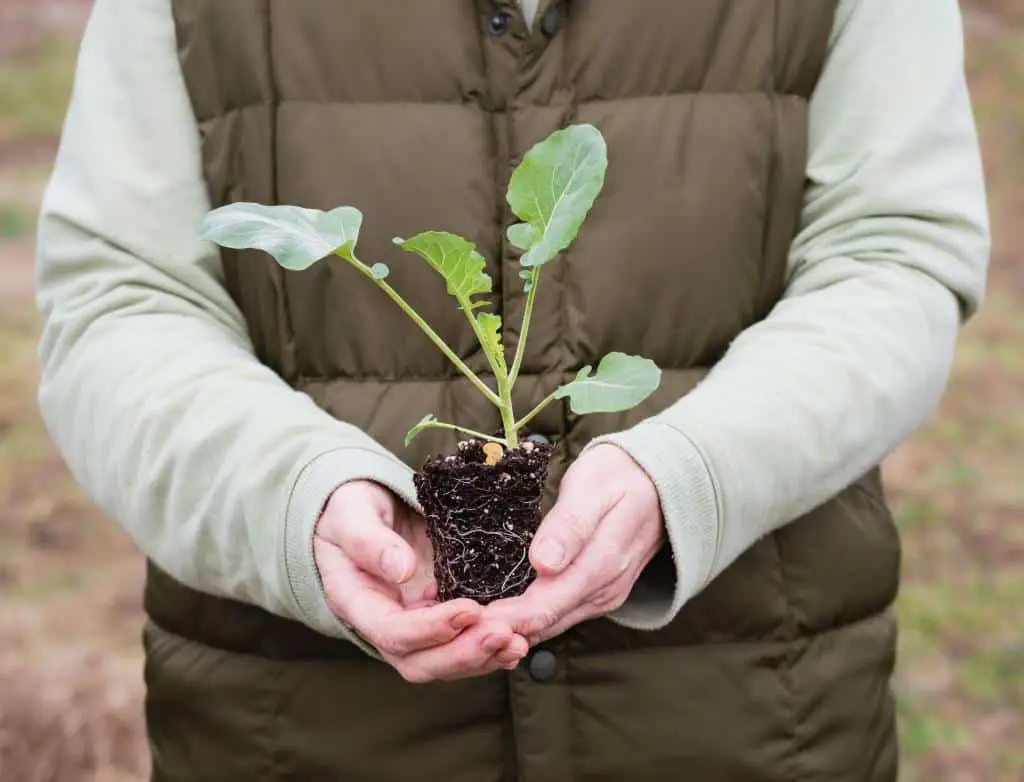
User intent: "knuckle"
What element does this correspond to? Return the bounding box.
[559,510,594,545]
[526,610,560,637]
[590,584,627,613]
[594,550,628,580]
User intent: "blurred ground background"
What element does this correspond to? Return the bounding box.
[0,1,1020,780]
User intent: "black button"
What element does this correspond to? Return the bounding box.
[488,11,510,36]
[528,649,558,682]
[541,6,560,37]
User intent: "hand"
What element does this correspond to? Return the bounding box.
[314,480,529,682]
[482,444,665,645]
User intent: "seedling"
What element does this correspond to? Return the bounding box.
[199,124,662,602]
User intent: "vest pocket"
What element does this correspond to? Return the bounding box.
[143,621,287,782]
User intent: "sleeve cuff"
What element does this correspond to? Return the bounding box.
[582,421,721,630]
[281,446,420,658]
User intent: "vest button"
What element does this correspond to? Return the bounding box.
[541,6,560,37]
[528,649,558,682]
[488,11,510,36]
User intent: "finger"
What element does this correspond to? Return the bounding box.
[484,567,594,640]
[319,543,482,656]
[488,503,639,639]
[396,621,528,683]
[525,604,592,647]
[319,500,418,585]
[526,510,649,642]
[353,595,482,659]
[530,483,623,576]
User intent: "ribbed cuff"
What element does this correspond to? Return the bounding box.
[582,421,721,630]
[282,447,420,658]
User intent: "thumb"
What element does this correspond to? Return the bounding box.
[530,482,616,576]
[317,482,418,585]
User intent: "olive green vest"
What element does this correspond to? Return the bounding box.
[148,2,901,780]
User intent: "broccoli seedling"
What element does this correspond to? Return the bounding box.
[199,124,661,451]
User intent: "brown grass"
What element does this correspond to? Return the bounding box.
[0,1,1020,780]
[0,651,147,782]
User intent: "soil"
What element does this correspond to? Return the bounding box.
[414,438,554,604]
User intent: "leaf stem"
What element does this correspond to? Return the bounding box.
[340,253,503,408]
[458,297,508,385]
[508,270,539,387]
[415,420,507,445]
[513,389,558,433]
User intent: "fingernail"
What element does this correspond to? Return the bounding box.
[450,610,476,631]
[535,539,565,570]
[380,547,407,582]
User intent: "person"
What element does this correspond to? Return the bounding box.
[34,0,989,779]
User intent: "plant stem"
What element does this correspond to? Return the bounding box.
[416,420,507,445]
[507,270,539,387]
[496,374,518,450]
[341,253,503,408]
[513,389,558,433]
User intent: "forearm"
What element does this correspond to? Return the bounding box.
[35,0,418,645]
[36,231,416,635]
[591,0,990,629]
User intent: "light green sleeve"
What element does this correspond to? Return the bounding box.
[34,0,418,655]
[594,0,991,629]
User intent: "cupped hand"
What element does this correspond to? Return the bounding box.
[482,444,665,645]
[314,480,529,682]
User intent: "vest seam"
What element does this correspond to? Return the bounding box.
[556,5,575,409]
[698,5,731,90]
[290,365,710,385]
[263,0,299,384]
[190,90,813,124]
[568,651,582,782]
[756,0,783,319]
[503,675,525,782]
[772,524,804,782]
[267,672,292,781]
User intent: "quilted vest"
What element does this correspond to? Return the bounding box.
[147,2,901,780]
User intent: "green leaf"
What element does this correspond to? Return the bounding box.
[476,312,506,371]
[370,263,390,280]
[392,231,493,306]
[199,202,362,270]
[554,352,662,414]
[393,232,507,372]
[506,123,608,269]
[506,223,540,251]
[405,414,438,447]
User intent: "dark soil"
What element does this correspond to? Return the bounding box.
[414,438,554,604]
